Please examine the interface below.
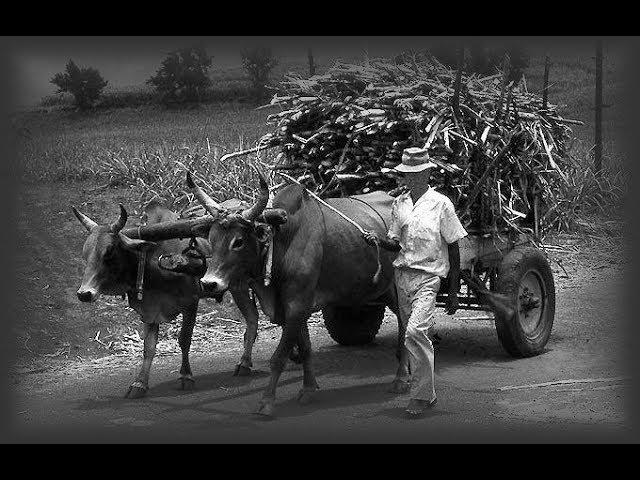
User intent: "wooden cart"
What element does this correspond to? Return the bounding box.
[322,231,555,358]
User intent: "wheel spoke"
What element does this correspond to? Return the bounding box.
[517,270,544,336]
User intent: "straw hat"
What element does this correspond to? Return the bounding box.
[383,147,437,173]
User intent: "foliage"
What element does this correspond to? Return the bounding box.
[147,45,213,105]
[241,47,279,102]
[50,60,108,110]
[14,103,271,184]
[429,43,529,83]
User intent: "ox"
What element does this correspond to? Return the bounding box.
[72,200,266,398]
[186,169,407,416]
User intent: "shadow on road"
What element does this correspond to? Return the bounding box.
[273,381,395,419]
[152,368,271,397]
[71,319,550,422]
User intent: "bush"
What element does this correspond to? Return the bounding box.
[50,60,108,110]
[147,45,213,105]
[241,47,278,102]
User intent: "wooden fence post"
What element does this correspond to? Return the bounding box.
[542,54,550,111]
[308,48,316,77]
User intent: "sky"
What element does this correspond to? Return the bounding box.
[6,36,616,108]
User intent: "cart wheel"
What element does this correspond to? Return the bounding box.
[495,246,555,357]
[322,305,384,346]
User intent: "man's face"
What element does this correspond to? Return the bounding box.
[398,168,432,191]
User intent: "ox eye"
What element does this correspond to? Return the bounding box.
[230,237,244,250]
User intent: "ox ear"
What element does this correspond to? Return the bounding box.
[118,232,157,251]
[258,208,288,226]
[253,223,271,244]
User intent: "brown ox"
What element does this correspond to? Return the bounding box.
[72,201,266,398]
[187,169,407,416]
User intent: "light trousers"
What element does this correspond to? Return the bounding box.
[395,268,441,402]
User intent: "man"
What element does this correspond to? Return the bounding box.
[363,147,468,417]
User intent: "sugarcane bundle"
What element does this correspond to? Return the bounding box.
[257,55,582,236]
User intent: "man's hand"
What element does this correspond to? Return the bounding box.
[445,291,459,315]
[363,231,401,252]
[362,230,379,246]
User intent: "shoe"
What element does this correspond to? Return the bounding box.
[405,397,437,417]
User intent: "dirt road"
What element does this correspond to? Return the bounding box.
[6,182,635,443]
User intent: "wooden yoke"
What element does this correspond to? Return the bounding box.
[121,215,215,241]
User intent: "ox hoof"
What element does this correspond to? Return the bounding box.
[233,364,252,377]
[255,399,275,417]
[297,387,319,405]
[388,379,411,394]
[180,376,196,391]
[125,382,148,399]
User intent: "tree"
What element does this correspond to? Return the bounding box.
[431,43,529,83]
[147,45,213,105]
[241,47,278,102]
[50,60,108,110]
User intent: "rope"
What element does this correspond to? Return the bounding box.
[274,171,383,285]
[275,172,367,233]
[136,250,146,301]
[348,195,389,233]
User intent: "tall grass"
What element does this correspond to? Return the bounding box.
[15,103,270,174]
[96,143,274,212]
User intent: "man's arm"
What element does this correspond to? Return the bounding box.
[440,197,467,315]
[446,241,461,314]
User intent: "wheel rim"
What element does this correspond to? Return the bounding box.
[517,269,546,337]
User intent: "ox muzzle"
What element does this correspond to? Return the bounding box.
[199,272,228,296]
[77,287,98,303]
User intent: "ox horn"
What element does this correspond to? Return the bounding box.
[71,206,98,232]
[110,204,128,232]
[186,171,225,216]
[241,164,270,222]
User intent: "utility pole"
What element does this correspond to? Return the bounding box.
[595,39,603,174]
[495,52,511,124]
[452,46,464,118]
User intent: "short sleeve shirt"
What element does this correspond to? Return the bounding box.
[388,188,467,277]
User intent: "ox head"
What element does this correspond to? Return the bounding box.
[72,204,156,302]
[186,167,273,295]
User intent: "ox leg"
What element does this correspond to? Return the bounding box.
[296,322,319,405]
[126,322,159,399]
[178,305,197,390]
[232,288,259,377]
[384,286,411,394]
[255,298,309,417]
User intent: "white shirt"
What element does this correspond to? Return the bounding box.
[387,187,468,277]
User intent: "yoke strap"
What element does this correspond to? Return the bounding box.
[264,192,275,286]
[264,236,274,286]
[136,250,146,301]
